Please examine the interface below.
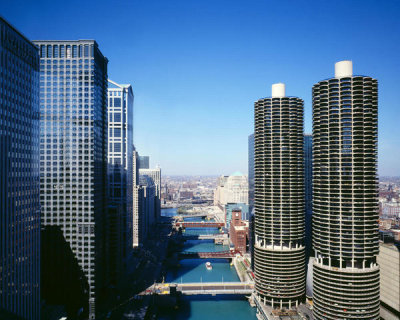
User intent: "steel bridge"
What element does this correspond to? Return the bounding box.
[141,282,254,296]
[176,221,224,228]
[178,250,239,259]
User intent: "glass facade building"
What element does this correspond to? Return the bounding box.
[107,79,134,286]
[312,61,380,319]
[304,134,312,259]
[0,17,41,320]
[33,40,108,319]
[138,156,149,169]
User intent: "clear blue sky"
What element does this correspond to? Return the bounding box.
[3,0,400,176]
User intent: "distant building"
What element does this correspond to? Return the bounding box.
[0,17,41,320]
[230,209,249,254]
[107,79,134,286]
[381,201,400,217]
[225,203,249,229]
[214,172,248,208]
[132,149,140,247]
[139,156,149,169]
[378,242,400,319]
[139,167,161,221]
[33,39,108,319]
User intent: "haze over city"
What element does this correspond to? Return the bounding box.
[2,0,399,175]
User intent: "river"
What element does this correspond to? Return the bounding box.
[158,208,257,320]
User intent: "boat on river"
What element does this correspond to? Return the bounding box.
[205,261,212,270]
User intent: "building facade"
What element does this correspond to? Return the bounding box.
[378,242,400,319]
[230,209,249,254]
[225,203,249,229]
[107,79,134,286]
[214,172,248,208]
[138,175,156,243]
[312,61,380,319]
[33,40,108,319]
[138,155,149,169]
[139,167,161,221]
[248,133,255,212]
[0,17,41,320]
[304,134,313,259]
[254,83,305,309]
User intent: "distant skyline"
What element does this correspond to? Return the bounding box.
[3,0,400,175]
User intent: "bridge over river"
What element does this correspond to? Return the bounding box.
[178,250,239,259]
[141,282,254,296]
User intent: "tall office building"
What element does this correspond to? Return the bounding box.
[312,61,380,319]
[304,134,312,259]
[107,79,134,286]
[139,155,149,169]
[248,133,255,270]
[132,148,140,247]
[0,17,41,320]
[254,83,305,309]
[33,40,108,319]
[139,167,161,221]
[214,173,249,208]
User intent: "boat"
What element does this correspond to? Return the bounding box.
[205,262,212,270]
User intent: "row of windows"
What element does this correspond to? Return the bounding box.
[39,44,94,59]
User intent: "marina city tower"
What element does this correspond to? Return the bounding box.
[254,83,305,309]
[312,61,380,319]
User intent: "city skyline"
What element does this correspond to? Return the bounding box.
[2,0,400,176]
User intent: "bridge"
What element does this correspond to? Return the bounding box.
[141,282,254,296]
[176,221,225,228]
[182,234,227,240]
[174,213,212,219]
[178,250,239,259]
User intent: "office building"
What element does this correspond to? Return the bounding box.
[214,172,248,208]
[139,167,161,221]
[248,133,255,270]
[138,175,156,243]
[33,40,108,319]
[107,79,134,286]
[304,134,312,259]
[254,83,305,308]
[312,61,380,319]
[378,242,400,319]
[0,17,41,320]
[139,155,149,169]
[132,149,140,247]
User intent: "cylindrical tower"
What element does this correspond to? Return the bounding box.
[254,83,305,309]
[312,61,380,319]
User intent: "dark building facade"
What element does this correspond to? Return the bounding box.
[248,133,255,270]
[304,134,312,259]
[138,155,149,169]
[312,61,380,319]
[0,17,41,319]
[254,83,305,309]
[33,40,108,319]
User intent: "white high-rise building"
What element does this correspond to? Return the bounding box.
[139,167,161,221]
[214,172,248,207]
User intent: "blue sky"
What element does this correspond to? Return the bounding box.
[3,0,400,175]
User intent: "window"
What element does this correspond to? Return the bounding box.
[114,113,121,122]
[114,98,121,107]
[114,128,121,137]
[114,143,121,152]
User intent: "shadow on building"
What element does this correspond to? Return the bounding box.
[41,226,89,320]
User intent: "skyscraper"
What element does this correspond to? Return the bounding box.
[312,61,380,319]
[254,83,305,309]
[138,155,150,169]
[304,134,312,259]
[0,17,41,320]
[107,79,134,286]
[248,133,255,270]
[139,167,161,221]
[248,133,255,212]
[33,40,108,319]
